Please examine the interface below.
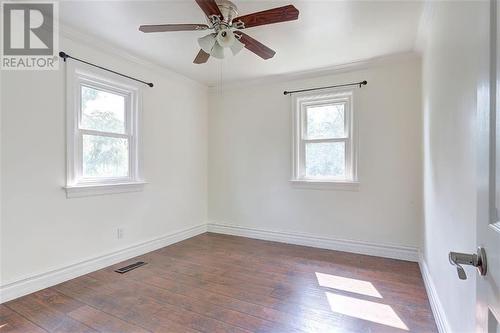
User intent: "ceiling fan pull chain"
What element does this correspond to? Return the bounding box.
[219,60,224,100]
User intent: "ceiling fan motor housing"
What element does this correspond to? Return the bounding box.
[215,0,238,25]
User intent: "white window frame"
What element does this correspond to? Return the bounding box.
[64,61,145,198]
[291,89,359,191]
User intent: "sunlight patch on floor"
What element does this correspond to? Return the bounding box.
[315,272,382,298]
[325,292,409,330]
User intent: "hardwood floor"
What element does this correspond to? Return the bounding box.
[1,233,437,333]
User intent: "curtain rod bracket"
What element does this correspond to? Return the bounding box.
[59,51,154,88]
[59,51,68,62]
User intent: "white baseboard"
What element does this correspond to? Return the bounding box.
[418,253,451,333]
[0,222,423,304]
[207,223,419,262]
[0,223,207,303]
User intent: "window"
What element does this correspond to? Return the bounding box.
[291,90,358,190]
[65,62,145,198]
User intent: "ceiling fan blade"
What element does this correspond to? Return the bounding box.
[235,32,276,59]
[139,24,209,33]
[195,0,223,19]
[193,49,210,64]
[232,5,299,29]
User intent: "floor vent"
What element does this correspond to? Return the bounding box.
[114,261,147,274]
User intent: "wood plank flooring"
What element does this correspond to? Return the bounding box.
[1,233,437,333]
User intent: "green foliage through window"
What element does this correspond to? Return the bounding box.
[80,86,129,178]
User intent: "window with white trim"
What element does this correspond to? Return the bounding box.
[65,62,144,197]
[292,90,357,187]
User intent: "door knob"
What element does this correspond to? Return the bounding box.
[449,247,487,280]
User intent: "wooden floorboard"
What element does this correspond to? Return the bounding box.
[0,305,47,333]
[1,233,437,333]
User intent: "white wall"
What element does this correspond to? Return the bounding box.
[418,1,489,332]
[0,36,208,288]
[208,56,422,250]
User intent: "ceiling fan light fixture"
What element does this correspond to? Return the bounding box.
[198,33,216,53]
[216,28,236,48]
[211,42,225,59]
[230,37,245,55]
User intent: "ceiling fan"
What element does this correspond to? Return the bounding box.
[139,0,299,64]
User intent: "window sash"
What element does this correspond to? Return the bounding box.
[76,133,133,184]
[302,101,349,141]
[78,82,131,136]
[299,138,351,180]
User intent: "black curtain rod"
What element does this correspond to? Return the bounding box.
[59,51,154,88]
[283,80,367,95]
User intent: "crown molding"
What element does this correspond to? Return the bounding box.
[58,22,208,90]
[56,20,420,93]
[208,51,421,93]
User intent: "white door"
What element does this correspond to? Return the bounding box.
[476,0,500,331]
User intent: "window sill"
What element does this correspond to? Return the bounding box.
[290,179,359,191]
[64,181,147,198]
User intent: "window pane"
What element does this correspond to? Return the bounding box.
[81,86,125,134]
[83,134,129,178]
[306,104,345,139]
[305,142,345,178]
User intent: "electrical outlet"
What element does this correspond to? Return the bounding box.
[117,227,124,240]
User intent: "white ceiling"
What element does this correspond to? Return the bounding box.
[59,1,424,86]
